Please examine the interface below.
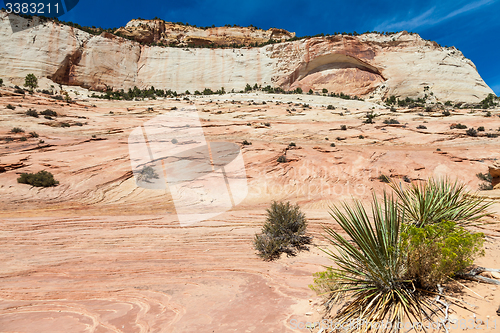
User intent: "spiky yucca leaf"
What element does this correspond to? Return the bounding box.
[312,193,435,332]
[390,178,491,228]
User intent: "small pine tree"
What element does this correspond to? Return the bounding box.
[24,74,38,91]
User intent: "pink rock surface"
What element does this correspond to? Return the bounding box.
[0,90,499,332]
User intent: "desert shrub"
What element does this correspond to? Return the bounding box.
[417,125,427,129]
[390,178,491,227]
[311,194,434,328]
[358,135,365,139]
[383,118,400,124]
[25,109,38,118]
[486,133,498,138]
[0,78,2,86]
[327,105,334,110]
[363,111,377,124]
[264,122,270,127]
[11,127,24,133]
[253,234,282,261]
[322,88,328,94]
[479,183,493,190]
[330,143,335,147]
[6,104,15,110]
[477,126,485,131]
[277,155,287,163]
[288,142,296,147]
[385,95,397,105]
[476,172,492,182]
[137,165,159,183]
[17,170,59,187]
[477,172,493,190]
[480,93,499,109]
[466,128,477,137]
[254,201,311,261]
[242,140,252,145]
[29,132,39,138]
[311,185,488,329]
[60,122,71,128]
[40,109,57,117]
[378,174,390,183]
[402,221,484,288]
[450,123,467,129]
[20,136,27,141]
[485,111,492,117]
[340,124,347,130]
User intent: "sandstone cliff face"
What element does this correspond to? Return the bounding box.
[0,12,494,102]
[114,19,295,46]
[269,32,493,101]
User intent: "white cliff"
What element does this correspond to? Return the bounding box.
[0,12,494,102]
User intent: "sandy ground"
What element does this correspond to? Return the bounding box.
[0,87,499,332]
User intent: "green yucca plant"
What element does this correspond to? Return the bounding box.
[389,178,491,228]
[311,193,435,332]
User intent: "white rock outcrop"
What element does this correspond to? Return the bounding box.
[0,12,494,102]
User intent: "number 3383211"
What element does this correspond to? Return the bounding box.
[5,3,59,14]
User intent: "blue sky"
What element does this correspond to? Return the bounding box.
[57,0,499,95]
